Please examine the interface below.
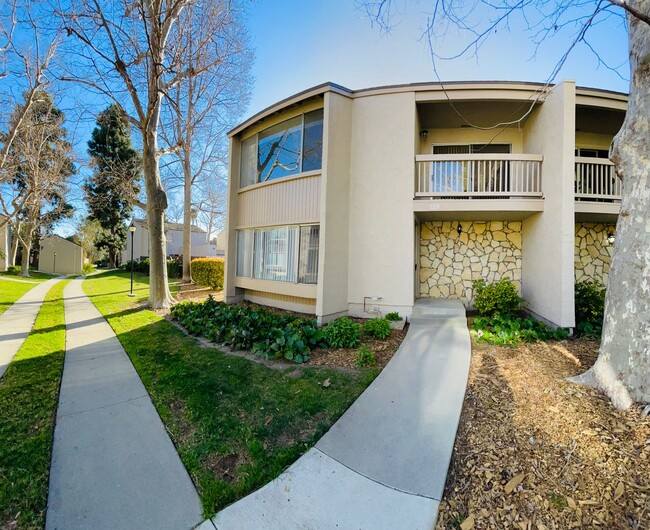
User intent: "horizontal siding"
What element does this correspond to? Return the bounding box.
[245,290,316,315]
[236,175,321,228]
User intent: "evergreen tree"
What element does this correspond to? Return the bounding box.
[85,104,141,267]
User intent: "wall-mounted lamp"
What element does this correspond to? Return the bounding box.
[607,231,616,245]
[457,223,462,235]
[420,129,428,139]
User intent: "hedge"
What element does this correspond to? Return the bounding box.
[191,257,224,290]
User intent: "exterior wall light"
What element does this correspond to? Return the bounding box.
[420,129,428,139]
[607,232,615,245]
[457,223,462,235]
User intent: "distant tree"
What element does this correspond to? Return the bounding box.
[85,104,141,267]
[3,90,74,276]
[75,218,108,264]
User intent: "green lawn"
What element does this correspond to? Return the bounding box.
[0,279,71,529]
[0,279,40,316]
[83,271,376,517]
[0,271,58,283]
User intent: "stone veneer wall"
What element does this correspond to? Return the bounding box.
[575,223,615,285]
[420,221,522,306]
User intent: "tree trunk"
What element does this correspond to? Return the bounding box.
[9,224,20,267]
[182,149,193,283]
[572,11,650,408]
[142,138,174,309]
[19,223,34,277]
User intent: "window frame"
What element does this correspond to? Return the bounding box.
[239,109,324,190]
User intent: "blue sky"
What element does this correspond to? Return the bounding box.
[244,0,629,119]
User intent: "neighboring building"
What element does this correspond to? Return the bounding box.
[122,218,218,262]
[39,235,84,275]
[224,81,624,327]
[215,229,226,257]
[0,217,10,271]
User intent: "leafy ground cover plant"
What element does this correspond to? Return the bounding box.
[472,314,569,346]
[322,317,362,349]
[363,317,391,340]
[355,345,377,367]
[473,278,524,317]
[171,297,326,364]
[384,311,402,322]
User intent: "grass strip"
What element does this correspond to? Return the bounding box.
[0,279,39,316]
[0,278,71,529]
[83,271,376,517]
[0,271,58,283]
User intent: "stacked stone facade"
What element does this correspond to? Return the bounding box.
[419,221,522,306]
[574,223,615,285]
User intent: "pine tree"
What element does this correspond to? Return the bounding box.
[85,104,141,267]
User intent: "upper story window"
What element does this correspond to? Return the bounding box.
[240,109,324,188]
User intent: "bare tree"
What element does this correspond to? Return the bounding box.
[3,91,74,276]
[364,0,649,408]
[161,0,252,282]
[0,0,60,233]
[58,0,206,308]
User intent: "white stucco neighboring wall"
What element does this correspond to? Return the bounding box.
[347,92,417,317]
[522,81,576,327]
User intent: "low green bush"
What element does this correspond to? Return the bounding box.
[119,257,182,278]
[7,265,21,275]
[364,318,391,340]
[385,312,402,322]
[575,281,606,338]
[171,297,326,364]
[355,345,377,368]
[323,317,361,349]
[190,258,224,290]
[472,315,569,346]
[473,278,524,317]
[82,263,96,275]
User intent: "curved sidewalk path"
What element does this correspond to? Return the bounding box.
[46,277,202,530]
[0,276,64,379]
[206,299,471,530]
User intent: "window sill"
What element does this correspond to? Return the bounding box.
[238,170,321,194]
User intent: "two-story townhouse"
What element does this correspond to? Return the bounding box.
[224,80,625,328]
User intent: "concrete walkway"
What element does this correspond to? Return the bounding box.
[208,299,471,530]
[0,276,64,379]
[46,278,202,530]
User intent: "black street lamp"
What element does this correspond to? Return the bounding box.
[53,252,57,274]
[128,223,136,297]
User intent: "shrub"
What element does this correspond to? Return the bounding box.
[575,280,606,323]
[170,296,326,364]
[7,265,21,275]
[190,258,224,290]
[473,278,523,317]
[119,257,182,278]
[472,314,569,346]
[323,317,361,349]
[82,263,96,275]
[355,345,377,368]
[364,318,391,340]
[385,311,402,322]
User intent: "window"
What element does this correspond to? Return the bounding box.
[239,109,324,188]
[236,225,319,284]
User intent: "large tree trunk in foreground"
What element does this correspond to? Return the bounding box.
[573,11,650,408]
[182,149,193,283]
[143,140,174,309]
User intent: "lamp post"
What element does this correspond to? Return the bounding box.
[128,223,136,297]
[53,252,57,274]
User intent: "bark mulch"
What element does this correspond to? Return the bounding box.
[174,282,224,303]
[436,338,649,530]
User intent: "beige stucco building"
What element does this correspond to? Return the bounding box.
[224,81,625,328]
[39,235,83,275]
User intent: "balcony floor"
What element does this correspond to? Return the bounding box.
[413,197,544,221]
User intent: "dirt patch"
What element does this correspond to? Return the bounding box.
[174,282,223,303]
[436,337,650,530]
[204,452,249,484]
[309,325,408,370]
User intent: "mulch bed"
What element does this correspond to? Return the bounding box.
[436,337,650,530]
[173,282,224,303]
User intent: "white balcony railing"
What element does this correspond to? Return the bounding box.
[415,154,543,198]
[575,157,621,201]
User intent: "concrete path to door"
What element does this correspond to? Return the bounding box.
[206,298,471,530]
[46,278,203,530]
[0,276,64,379]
